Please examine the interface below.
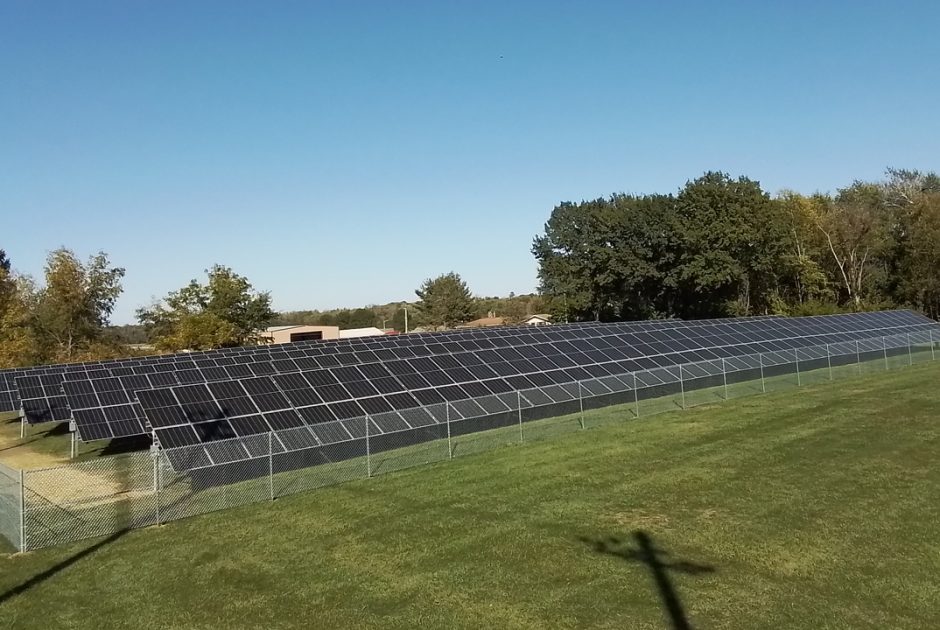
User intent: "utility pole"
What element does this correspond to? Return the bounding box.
[403,305,409,333]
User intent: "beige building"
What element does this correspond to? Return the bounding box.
[524,314,552,326]
[259,325,340,344]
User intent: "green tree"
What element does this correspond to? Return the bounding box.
[673,172,788,317]
[413,272,475,328]
[775,191,833,308]
[31,248,125,361]
[138,265,275,350]
[0,264,39,368]
[814,182,894,309]
[0,249,9,273]
[533,194,678,321]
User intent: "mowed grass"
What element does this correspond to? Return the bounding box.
[1,363,939,629]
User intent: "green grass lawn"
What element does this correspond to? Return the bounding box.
[1,362,939,629]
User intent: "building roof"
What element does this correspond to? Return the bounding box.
[524,314,552,323]
[464,316,507,328]
[339,327,386,338]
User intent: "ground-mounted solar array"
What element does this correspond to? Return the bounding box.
[16,316,766,439]
[1,319,612,425]
[3,311,939,471]
[128,310,939,470]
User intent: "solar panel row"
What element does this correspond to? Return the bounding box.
[0,319,621,419]
[61,316,771,440]
[131,310,937,470]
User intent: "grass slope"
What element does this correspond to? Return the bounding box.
[1,363,939,629]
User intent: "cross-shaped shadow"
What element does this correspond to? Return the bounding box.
[578,531,715,630]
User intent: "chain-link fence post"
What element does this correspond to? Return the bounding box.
[794,348,801,387]
[268,431,275,501]
[517,390,524,443]
[154,451,163,525]
[19,469,25,553]
[721,358,728,400]
[907,333,913,366]
[578,381,585,429]
[446,402,453,459]
[20,417,24,440]
[855,340,861,376]
[759,353,766,393]
[826,343,833,380]
[883,336,889,370]
[365,415,372,478]
[152,450,161,525]
[679,366,686,409]
[633,374,640,418]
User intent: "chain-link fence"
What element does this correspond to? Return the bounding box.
[1,330,937,552]
[0,461,21,550]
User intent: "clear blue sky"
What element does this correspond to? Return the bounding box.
[2,1,938,324]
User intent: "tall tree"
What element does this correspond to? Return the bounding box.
[815,182,893,309]
[0,249,9,273]
[533,194,678,321]
[673,172,788,317]
[775,191,833,308]
[32,249,125,361]
[413,272,475,328]
[137,265,275,350]
[0,263,39,367]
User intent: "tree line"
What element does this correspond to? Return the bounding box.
[3,165,935,368]
[274,290,545,331]
[532,168,940,321]
[0,253,276,367]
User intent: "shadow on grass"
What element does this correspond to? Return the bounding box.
[0,529,129,604]
[0,421,70,453]
[98,434,152,458]
[579,531,715,630]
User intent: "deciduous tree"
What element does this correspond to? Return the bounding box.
[138,265,275,350]
[32,248,125,361]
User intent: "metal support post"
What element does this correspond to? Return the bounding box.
[365,415,372,478]
[633,375,640,418]
[826,344,833,380]
[759,353,766,393]
[856,340,861,376]
[794,349,801,387]
[153,452,161,525]
[883,336,889,370]
[446,402,453,458]
[932,329,937,361]
[268,432,275,501]
[721,358,728,400]
[70,430,77,459]
[577,381,585,429]
[907,333,913,366]
[19,469,26,552]
[20,415,25,439]
[517,391,524,443]
[679,366,686,409]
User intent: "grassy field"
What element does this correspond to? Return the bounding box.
[0,412,151,470]
[1,362,939,629]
